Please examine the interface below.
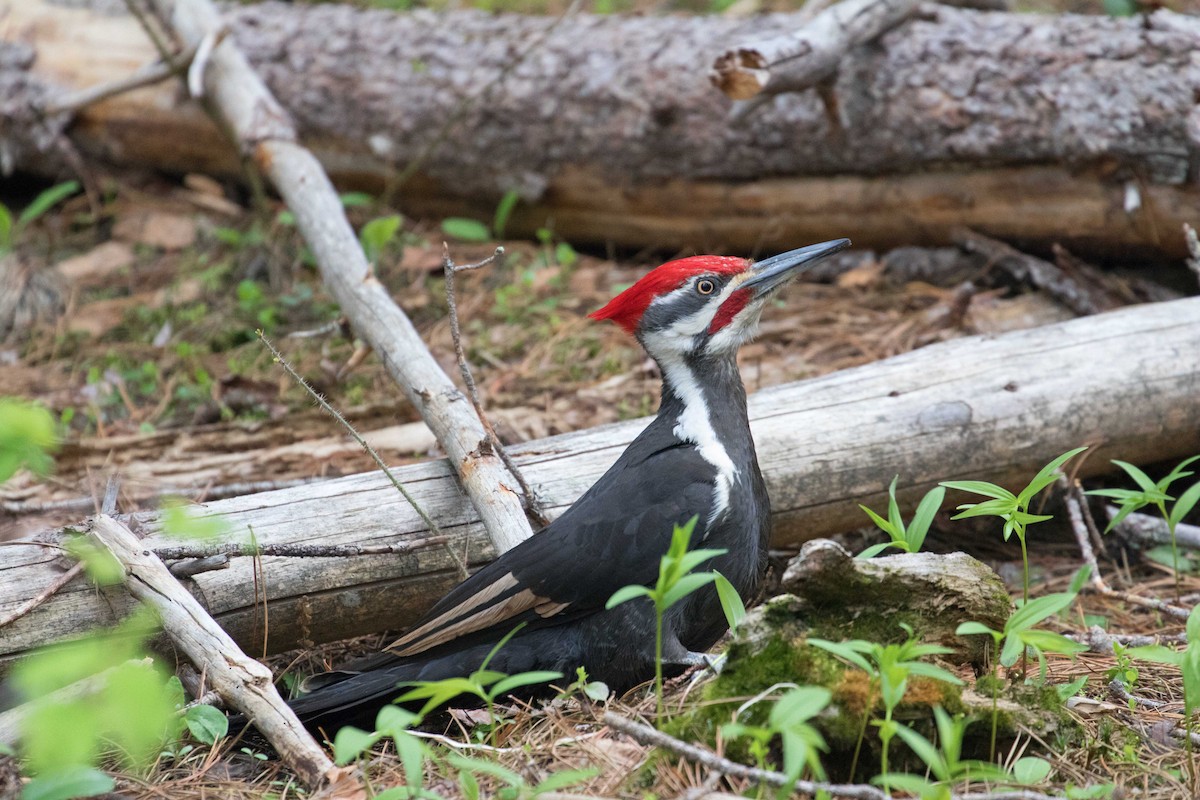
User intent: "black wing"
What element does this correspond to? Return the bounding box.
[387,436,715,657]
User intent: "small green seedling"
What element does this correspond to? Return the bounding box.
[1127,605,1200,786]
[1087,454,1200,599]
[811,623,962,788]
[875,706,1009,799]
[956,566,1089,759]
[607,516,746,718]
[941,447,1087,604]
[0,398,57,484]
[858,476,945,558]
[0,180,81,255]
[396,624,562,740]
[722,686,832,789]
[333,705,434,798]
[450,753,597,800]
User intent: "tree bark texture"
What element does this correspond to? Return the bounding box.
[2,297,1199,665]
[2,0,1198,256]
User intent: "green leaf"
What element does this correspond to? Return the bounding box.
[1018,630,1088,657]
[906,485,945,552]
[955,621,1000,638]
[1000,633,1025,667]
[1169,480,1200,528]
[856,542,898,559]
[1111,460,1158,495]
[183,704,228,745]
[17,180,81,228]
[441,218,490,242]
[858,504,898,538]
[375,704,420,737]
[21,766,114,800]
[939,480,1015,501]
[906,662,964,686]
[606,584,652,609]
[333,726,379,764]
[491,671,562,697]
[0,398,58,483]
[661,571,718,610]
[950,497,1016,520]
[713,572,746,630]
[886,475,904,536]
[160,500,231,541]
[1012,756,1053,784]
[0,204,12,251]
[770,686,832,725]
[1188,604,1200,645]
[359,215,403,261]
[890,724,945,780]
[1159,455,1200,491]
[492,189,520,238]
[339,192,374,208]
[1056,675,1089,701]
[1006,591,1077,633]
[447,753,523,787]
[1126,644,1185,666]
[1017,447,1087,506]
[1102,500,1144,534]
[531,768,600,795]
[808,639,874,673]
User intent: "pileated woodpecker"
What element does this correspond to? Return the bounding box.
[283,239,850,734]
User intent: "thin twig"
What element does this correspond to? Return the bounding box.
[41,40,200,116]
[256,331,441,538]
[152,535,450,562]
[1061,478,1192,621]
[1108,679,1168,710]
[0,562,85,629]
[602,712,1063,800]
[257,332,469,581]
[442,245,549,527]
[1063,626,1187,653]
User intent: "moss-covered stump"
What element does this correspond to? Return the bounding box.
[780,539,1012,666]
[664,541,1082,778]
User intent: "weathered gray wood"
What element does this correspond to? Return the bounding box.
[2,298,1199,665]
[4,0,1199,256]
[149,0,536,555]
[87,516,343,791]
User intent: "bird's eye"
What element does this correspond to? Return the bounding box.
[696,279,716,295]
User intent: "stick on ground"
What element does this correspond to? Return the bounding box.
[87,514,348,792]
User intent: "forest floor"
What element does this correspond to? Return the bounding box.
[2,168,1199,799]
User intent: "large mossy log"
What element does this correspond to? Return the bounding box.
[2,298,1199,664]
[3,1,1199,256]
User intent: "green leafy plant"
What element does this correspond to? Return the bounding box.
[1126,605,1200,785]
[607,516,746,718]
[359,214,404,265]
[941,447,1087,603]
[0,398,57,484]
[450,753,597,800]
[441,189,523,244]
[12,611,186,800]
[1106,642,1140,710]
[810,623,963,788]
[858,476,945,558]
[557,666,610,703]
[875,706,1008,799]
[956,568,1089,759]
[395,624,562,740]
[1086,455,1200,599]
[333,705,436,798]
[0,180,81,255]
[722,686,832,787]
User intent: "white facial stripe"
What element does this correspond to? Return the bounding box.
[658,355,738,529]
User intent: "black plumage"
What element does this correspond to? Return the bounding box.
[274,240,850,736]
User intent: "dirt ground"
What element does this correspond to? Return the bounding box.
[2,170,1199,798]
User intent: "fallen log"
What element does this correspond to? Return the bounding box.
[2,297,1199,665]
[3,1,1198,257]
